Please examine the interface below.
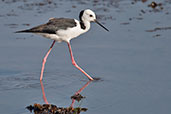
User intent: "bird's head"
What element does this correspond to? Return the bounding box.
[79,9,96,22]
[79,9,109,32]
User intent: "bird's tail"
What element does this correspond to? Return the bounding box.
[15,29,33,33]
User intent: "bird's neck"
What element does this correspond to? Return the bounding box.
[80,20,90,32]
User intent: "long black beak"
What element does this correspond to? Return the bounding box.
[94,20,109,32]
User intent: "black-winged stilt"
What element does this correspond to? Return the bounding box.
[16,9,109,81]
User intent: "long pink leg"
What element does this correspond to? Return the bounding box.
[40,40,55,81]
[67,42,94,81]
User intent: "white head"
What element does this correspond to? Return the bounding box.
[79,9,109,31]
[79,9,96,22]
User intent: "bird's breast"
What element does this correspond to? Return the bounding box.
[56,20,88,42]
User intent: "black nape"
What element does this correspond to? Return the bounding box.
[79,10,86,30]
[80,21,86,30]
[79,10,84,21]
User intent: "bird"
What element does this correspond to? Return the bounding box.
[16,9,109,81]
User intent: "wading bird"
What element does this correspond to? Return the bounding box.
[16,9,109,81]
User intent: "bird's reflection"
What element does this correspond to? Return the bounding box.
[27,80,92,114]
[70,80,91,108]
[40,80,49,104]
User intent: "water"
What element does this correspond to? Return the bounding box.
[0,0,171,114]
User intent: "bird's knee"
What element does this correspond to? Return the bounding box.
[43,58,46,63]
[72,62,76,66]
[72,62,78,67]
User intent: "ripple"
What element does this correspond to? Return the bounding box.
[0,72,39,91]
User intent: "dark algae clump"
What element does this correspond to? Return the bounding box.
[26,103,87,114]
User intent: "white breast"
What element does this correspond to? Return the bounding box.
[37,19,91,43]
[57,19,91,42]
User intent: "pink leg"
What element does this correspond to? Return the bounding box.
[67,42,94,81]
[40,40,55,81]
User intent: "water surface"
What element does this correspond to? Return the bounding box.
[0,0,171,114]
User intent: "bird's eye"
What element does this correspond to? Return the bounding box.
[89,14,93,17]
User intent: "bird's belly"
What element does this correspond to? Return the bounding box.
[56,27,84,42]
[37,33,63,42]
[37,26,85,42]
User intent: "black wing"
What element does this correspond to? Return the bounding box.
[16,18,77,34]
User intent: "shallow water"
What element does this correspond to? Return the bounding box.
[0,0,171,114]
